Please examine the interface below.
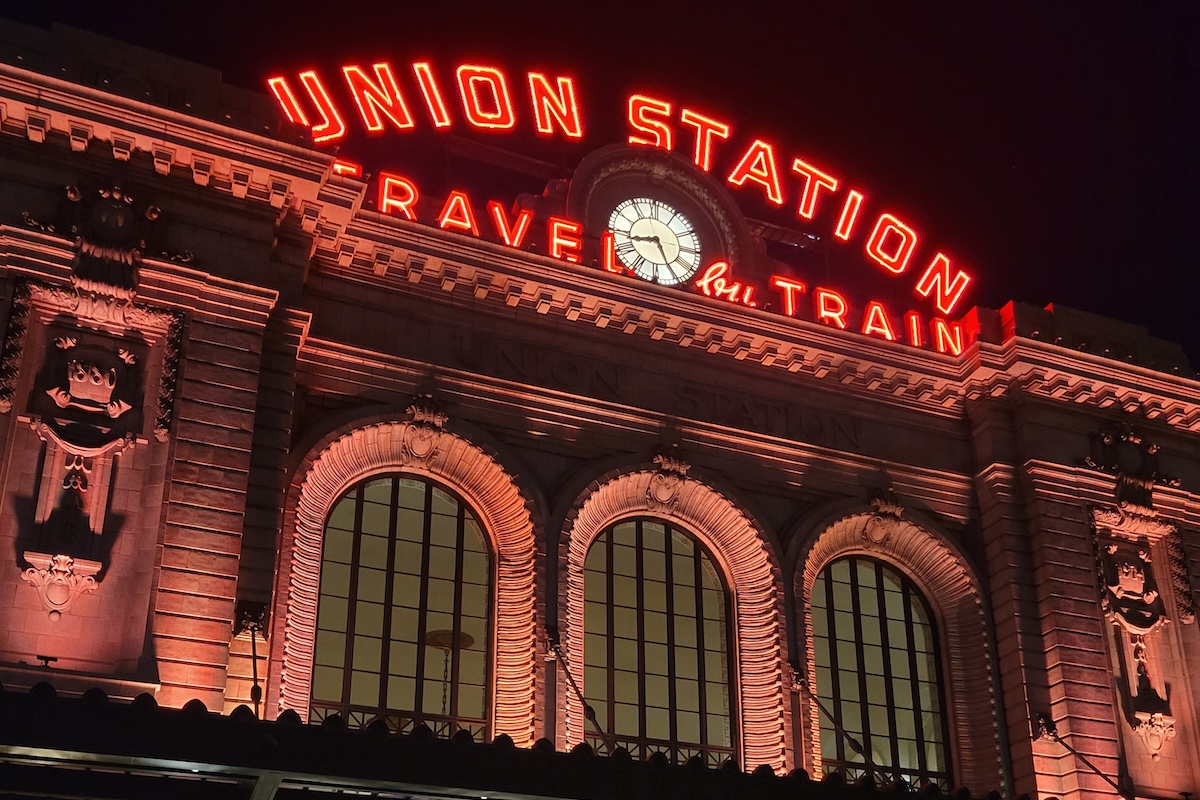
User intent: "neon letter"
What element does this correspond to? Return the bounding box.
[727,139,783,205]
[915,252,972,316]
[487,201,533,248]
[769,276,807,316]
[865,213,917,275]
[861,301,897,341]
[791,158,839,220]
[627,95,673,150]
[834,190,865,241]
[695,262,755,306]
[548,217,583,262]
[267,76,309,125]
[437,191,480,236]
[528,73,583,138]
[413,62,452,127]
[379,173,419,220]
[298,70,346,143]
[680,108,730,172]
[457,65,515,129]
[332,159,362,177]
[904,311,924,348]
[342,63,415,132]
[814,288,848,329]
[601,231,622,273]
[932,318,964,355]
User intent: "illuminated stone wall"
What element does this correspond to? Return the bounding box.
[0,31,1198,800]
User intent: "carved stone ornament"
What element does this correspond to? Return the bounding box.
[398,394,447,466]
[1133,711,1177,760]
[1166,531,1195,625]
[1091,505,1175,540]
[647,447,690,509]
[1084,420,1181,512]
[863,488,904,546]
[21,551,100,621]
[1096,535,1168,635]
[27,281,175,332]
[31,335,142,458]
[0,281,31,413]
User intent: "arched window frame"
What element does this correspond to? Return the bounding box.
[559,466,788,773]
[275,418,539,745]
[309,474,493,735]
[809,554,953,787]
[795,505,1000,792]
[581,516,738,765]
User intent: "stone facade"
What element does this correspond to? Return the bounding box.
[0,22,1199,800]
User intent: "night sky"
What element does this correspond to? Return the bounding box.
[9,3,1198,362]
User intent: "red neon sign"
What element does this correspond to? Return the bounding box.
[268,61,976,346]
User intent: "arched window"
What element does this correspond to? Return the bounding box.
[582,518,734,765]
[310,475,490,738]
[811,556,950,788]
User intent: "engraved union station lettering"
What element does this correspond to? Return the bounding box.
[450,332,860,449]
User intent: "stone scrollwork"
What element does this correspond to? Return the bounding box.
[21,552,100,621]
[646,447,690,509]
[1166,531,1195,625]
[398,393,447,466]
[1133,711,1177,760]
[0,281,31,413]
[153,314,183,442]
[863,488,904,546]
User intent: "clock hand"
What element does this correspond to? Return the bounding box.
[654,240,671,264]
[629,235,660,243]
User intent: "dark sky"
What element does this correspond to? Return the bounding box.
[10,2,1199,363]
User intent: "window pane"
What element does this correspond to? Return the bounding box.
[312,475,491,739]
[582,519,733,765]
[810,556,949,788]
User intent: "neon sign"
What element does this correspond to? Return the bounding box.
[268,62,974,355]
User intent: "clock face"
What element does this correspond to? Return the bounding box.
[607,198,702,285]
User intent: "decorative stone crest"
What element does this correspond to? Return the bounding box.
[32,335,142,457]
[398,394,447,466]
[1133,711,1177,759]
[21,552,100,621]
[1096,537,1167,635]
[1084,420,1180,514]
[24,182,162,299]
[647,447,690,509]
[863,488,904,546]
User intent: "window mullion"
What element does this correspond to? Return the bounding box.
[904,577,929,781]
[823,568,844,766]
[449,500,466,727]
[341,485,365,709]
[413,482,434,719]
[690,537,707,750]
[874,561,901,781]
[662,524,679,751]
[378,478,398,713]
[848,560,872,779]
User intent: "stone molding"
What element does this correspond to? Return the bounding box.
[279,419,538,745]
[21,552,100,620]
[796,510,997,792]
[559,468,787,773]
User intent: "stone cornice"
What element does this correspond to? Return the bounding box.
[0,64,345,221]
[964,341,1200,431]
[1,226,278,325]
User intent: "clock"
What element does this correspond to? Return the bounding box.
[607,197,702,285]
[566,144,753,289]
